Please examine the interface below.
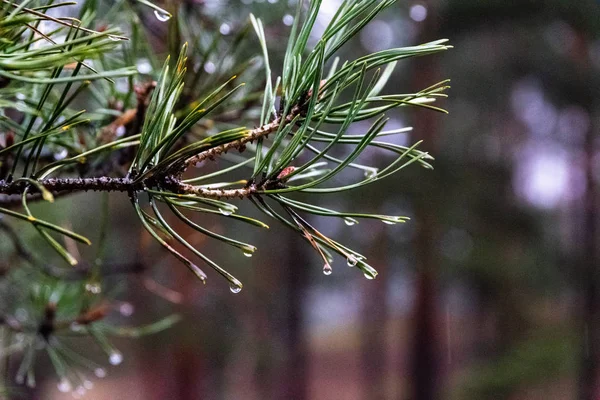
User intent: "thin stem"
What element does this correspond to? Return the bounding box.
[181,103,304,171]
[0,176,261,200]
[171,181,258,200]
[0,177,134,195]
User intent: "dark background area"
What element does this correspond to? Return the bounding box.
[17,0,600,399]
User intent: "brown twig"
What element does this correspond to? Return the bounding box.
[181,103,303,171]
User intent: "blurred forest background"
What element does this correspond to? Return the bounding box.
[8,0,600,399]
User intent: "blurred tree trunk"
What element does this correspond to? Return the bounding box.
[253,227,309,400]
[579,112,599,400]
[277,234,309,400]
[361,228,389,400]
[166,265,208,400]
[410,197,440,400]
[252,265,277,399]
[407,1,442,399]
[572,29,600,400]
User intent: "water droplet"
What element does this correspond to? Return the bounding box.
[119,302,134,317]
[229,283,242,294]
[153,9,172,22]
[85,282,101,294]
[136,59,152,74]
[94,368,106,378]
[243,251,253,258]
[347,255,358,267]
[115,125,126,137]
[70,322,83,332]
[343,218,356,226]
[204,61,216,74]
[57,378,72,393]
[323,263,332,275]
[282,14,294,26]
[364,168,378,179]
[83,380,94,390]
[409,4,428,22]
[219,208,232,216]
[219,23,231,35]
[363,272,375,280]
[54,148,68,160]
[109,351,123,365]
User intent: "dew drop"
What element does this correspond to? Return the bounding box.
[115,125,126,137]
[83,380,94,390]
[243,251,253,258]
[282,14,294,26]
[364,168,378,179]
[229,283,242,294]
[57,378,72,393]
[85,282,101,294]
[323,263,332,275]
[153,9,172,22]
[70,322,83,332]
[204,61,216,74]
[119,302,134,317]
[363,272,375,280]
[347,255,358,267]
[94,368,107,378]
[219,23,231,35]
[54,148,68,160]
[136,59,152,74]
[109,351,123,365]
[343,218,356,226]
[219,208,232,216]
[409,4,428,22]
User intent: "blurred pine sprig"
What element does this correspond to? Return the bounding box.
[0,0,450,394]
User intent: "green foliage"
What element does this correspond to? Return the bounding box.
[0,0,450,393]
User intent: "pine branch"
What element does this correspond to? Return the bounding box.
[181,102,305,172]
[0,175,261,200]
[0,177,134,195]
[0,0,452,389]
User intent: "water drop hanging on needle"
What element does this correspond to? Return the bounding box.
[153,10,171,22]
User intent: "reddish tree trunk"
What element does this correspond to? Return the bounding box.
[407,1,442,399]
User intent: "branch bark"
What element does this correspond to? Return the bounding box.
[0,100,304,204]
[181,103,303,172]
[0,176,259,200]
